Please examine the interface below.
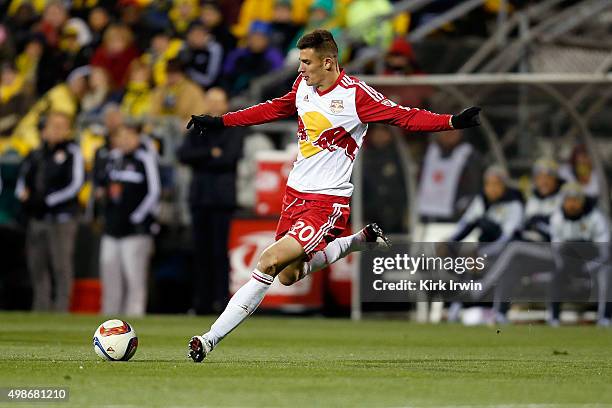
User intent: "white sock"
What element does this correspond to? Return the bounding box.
[204,269,273,348]
[304,230,368,275]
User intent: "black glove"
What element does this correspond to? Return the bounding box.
[451,107,481,129]
[186,115,224,133]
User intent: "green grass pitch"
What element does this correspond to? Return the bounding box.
[1,312,612,407]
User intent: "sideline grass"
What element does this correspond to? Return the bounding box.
[1,312,611,407]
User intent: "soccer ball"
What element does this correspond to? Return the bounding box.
[93,319,138,361]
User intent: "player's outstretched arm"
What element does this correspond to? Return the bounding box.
[187,76,303,134]
[353,78,481,132]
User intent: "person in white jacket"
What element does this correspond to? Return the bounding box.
[549,182,611,326]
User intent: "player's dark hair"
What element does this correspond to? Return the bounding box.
[297,29,338,59]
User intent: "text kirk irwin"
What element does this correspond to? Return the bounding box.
[373,279,483,292]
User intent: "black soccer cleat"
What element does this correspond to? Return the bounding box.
[363,223,391,249]
[188,335,212,363]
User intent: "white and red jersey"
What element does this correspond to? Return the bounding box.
[223,70,453,198]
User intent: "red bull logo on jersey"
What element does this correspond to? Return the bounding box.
[312,126,359,161]
[297,116,309,142]
[330,99,344,113]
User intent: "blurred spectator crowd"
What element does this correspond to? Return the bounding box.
[0,0,537,217]
[0,0,530,155]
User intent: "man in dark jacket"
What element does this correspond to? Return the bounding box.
[362,124,408,233]
[180,22,224,89]
[99,122,160,317]
[221,21,284,96]
[177,87,243,314]
[16,111,84,311]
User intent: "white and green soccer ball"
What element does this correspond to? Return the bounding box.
[93,319,138,361]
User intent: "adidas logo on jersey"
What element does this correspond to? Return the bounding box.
[303,94,309,102]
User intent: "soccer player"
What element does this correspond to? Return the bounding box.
[187,29,481,362]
